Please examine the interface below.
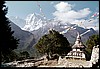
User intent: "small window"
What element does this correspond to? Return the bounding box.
[77,49,80,51]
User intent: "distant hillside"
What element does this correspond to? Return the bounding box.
[10,21,36,56]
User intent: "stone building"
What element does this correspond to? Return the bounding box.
[66,32,86,60]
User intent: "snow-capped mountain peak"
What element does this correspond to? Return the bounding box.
[22,13,47,31]
[9,13,98,44]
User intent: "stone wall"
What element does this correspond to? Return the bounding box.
[90,45,99,65]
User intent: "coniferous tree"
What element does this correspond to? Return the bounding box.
[0,1,19,63]
[85,34,99,60]
[35,29,71,57]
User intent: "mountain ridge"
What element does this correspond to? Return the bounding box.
[9,13,98,52]
[10,21,36,56]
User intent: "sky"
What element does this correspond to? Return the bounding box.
[6,1,99,30]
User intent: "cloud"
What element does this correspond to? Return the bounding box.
[54,2,72,12]
[53,2,91,22]
[71,18,99,30]
[53,2,99,30]
[86,18,99,30]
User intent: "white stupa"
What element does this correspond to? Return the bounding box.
[66,32,86,60]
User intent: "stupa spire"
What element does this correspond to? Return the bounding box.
[72,32,86,49]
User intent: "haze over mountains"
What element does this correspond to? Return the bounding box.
[9,12,98,56]
[9,16,25,28]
